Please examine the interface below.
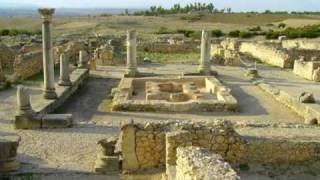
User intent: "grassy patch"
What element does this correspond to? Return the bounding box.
[98,99,113,112]
[22,67,60,86]
[139,52,200,64]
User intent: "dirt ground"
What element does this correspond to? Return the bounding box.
[1,64,320,179]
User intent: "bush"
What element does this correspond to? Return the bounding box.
[176,29,195,38]
[211,29,224,37]
[239,31,253,38]
[0,29,10,36]
[0,29,41,36]
[265,30,281,39]
[155,27,175,34]
[278,23,286,28]
[248,26,261,32]
[228,30,240,37]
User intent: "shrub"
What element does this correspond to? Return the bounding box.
[278,23,286,28]
[239,31,253,38]
[0,29,10,36]
[265,30,281,39]
[155,27,174,34]
[248,26,261,32]
[176,29,195,38]
[211,29,224,37]
[228,30,240,37]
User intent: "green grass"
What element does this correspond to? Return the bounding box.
[22,67,60,86]
[139,52,200,64]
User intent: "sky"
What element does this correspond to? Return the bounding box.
[1,0,320,12]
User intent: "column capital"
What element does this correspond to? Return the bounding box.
[38,8,55,22]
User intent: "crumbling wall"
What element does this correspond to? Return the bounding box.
[175,146,239,180]
[211,38,242,66]
[120,120,244,172]
[293,60,320,80]
[239,42,293,68]
[139,42,198,54]
[14,50,43,79]
[0,45,17,73]
[119,120,320,173]
[282,39,320,50]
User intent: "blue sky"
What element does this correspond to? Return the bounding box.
[2,0,320,11]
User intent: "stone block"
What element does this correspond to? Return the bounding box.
[41,114,72,128]
[15,115,41,129]
[0,136,20,172]
[94,155,119,173]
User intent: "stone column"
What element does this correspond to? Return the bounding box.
[39,8,57,99]
[58,53,72,86]
[78,50,88,68]
[126,30,138,77]
[16,85,34,116]
[199,29,212,75]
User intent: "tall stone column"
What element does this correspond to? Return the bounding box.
[126,30,138,77]
[58,53,72,86]
[16,85,34,116]
[39,8,57,99]
[198,29,212,75]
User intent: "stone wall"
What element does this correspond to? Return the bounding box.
[282,39,320,50]
[239,42,293,68]
[119,120,244,172]
[175,146,239,180]
[293,60,320,80]
[139,42,198,54]
[119,120,320,174]
[0,45,17,73]
[13,50,43,79]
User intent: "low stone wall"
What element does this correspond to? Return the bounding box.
[257,81,320,124]
[282,39,320,50]
[139,42,198,53]
[175,146,239,180]
[119,120,320,174]
[293,60,320,81]
[239,42,293,68]
[0,45,17,73]
[14,51,43,79]
[119,120,244,172]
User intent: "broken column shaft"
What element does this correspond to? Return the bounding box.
[199,29,212,75]
[126,30,138,77]
[58,53,72,86]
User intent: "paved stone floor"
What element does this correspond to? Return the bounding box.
[1,64,320,179]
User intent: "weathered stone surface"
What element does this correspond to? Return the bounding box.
[15,115,41,129]
[313,67,320,82]
[175,146,239,180]
[120,123,139,171]
[0,135,21,172]
[299,92,316,104]
[41,114,72,128]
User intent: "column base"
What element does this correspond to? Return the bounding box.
[43,89,57,99]
[198,66,211,75]
[125,68,139,77]
[58,79,72,86]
